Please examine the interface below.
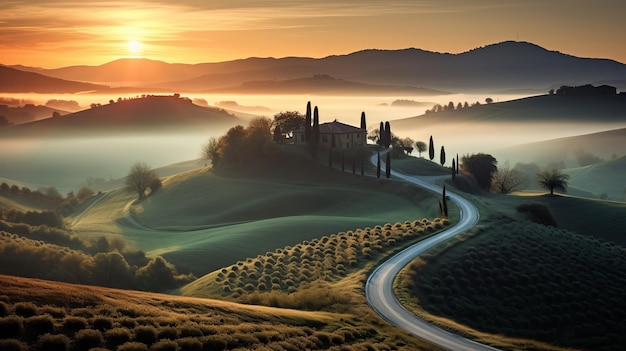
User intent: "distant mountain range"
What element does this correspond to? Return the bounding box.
[0,65,107,93]
[5,41,626,94]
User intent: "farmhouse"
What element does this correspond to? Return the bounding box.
[294,120,367,149]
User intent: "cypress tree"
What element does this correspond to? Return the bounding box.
[376,152,381,178]
[313,106,320,144]
[442,185,448,218]
[311,106,320,158]
[385,152,391,178]
[456,154,459,174]
[378,121,384,147]
[305,101,312,142]
[452,159,456,180]
[360,111,367,130]
[440,146,446,166]
[384,121,391,148]
[429,136,435,161]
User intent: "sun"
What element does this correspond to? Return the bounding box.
[128,40,141,54]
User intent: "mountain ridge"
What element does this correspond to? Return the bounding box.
[5,41,626,93]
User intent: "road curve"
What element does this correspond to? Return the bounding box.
[365,154,500,351]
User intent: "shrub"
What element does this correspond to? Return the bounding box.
[150,339,179,351]
[71,308,93,318]
[178,323,203,338]
[105,327,132,348]
[92,316,114,331]
[0,301,9,316]
[200,335,227,350]
[157,326,178,340]
[72,329,103,351]
[0,316,24,338]
[13,302,38,317]
[36,333,70,351]
[40,305,66,318]
[60,316,88,338]
[117,341,149,351]
[0,339,28,351]
[24,314,55,341]
[133,325,158,345]
[175,337,202,351]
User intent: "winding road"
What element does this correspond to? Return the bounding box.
[365,154,501,350]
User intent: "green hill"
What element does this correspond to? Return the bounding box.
[564,156,626,200]
[72,161,441,276]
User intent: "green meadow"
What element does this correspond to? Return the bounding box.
[72,159,443,276]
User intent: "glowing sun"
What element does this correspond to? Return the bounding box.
[128,40,141,54]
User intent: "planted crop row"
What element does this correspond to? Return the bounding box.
[405,218,626,350]
[211,218,448,301]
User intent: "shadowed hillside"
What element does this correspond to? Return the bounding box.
[2,95,241,136]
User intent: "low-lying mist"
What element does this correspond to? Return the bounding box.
[0,132,215,192]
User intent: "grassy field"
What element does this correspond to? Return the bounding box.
[0,274,439,351]
[72,154,444,276]
[564,155,626,201]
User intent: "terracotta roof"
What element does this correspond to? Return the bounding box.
[318,121,364,134]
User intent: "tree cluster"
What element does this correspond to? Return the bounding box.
[0,230,194,292]
[202,118,279,172]
[425,99,491,114]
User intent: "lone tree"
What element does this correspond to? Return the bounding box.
[378,121,385,147]
[536,169,570,195]
[451,159,456,181]
[415,141,427,157]
[428,136,435,161]
[376,152,381,178]
[126,162,159,200]
[491,162,527,193]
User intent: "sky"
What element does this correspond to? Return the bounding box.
[2,0,626,68]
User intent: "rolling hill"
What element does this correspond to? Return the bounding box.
[11,41,626,93]
[0,65,107,93]
[496,127,626,166]
[2,95,241,136]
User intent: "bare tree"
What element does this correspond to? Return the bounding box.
[201,137,220,166]
[126,162,159,200]
[491,162,528,193]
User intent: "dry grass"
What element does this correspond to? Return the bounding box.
[0,274,440,350]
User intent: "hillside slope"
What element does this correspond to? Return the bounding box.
[0,65,107,93]
[2,95,241,136]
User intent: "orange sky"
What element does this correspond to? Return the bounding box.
[2,1,625,68]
